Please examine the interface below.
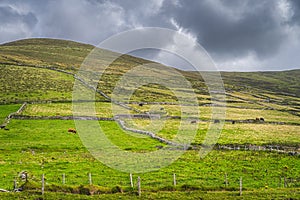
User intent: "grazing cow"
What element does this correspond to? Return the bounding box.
[255,118,260,121]
[139,103,144,107]
[232,120,235,124]
[68,128,77,134]
[260,117,265,121]
[288,152,297,156]
[214,119,220,123]
[191,120,197,124]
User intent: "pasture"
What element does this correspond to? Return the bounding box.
[0,38,299,199]
[0,117,299,199]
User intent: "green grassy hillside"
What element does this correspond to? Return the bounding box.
[222,70,300,97]
[0,38,299,199]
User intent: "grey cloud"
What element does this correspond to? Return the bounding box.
[34,0,131,44]
[0,0,299,71]
[289,0,300,25]
[107,0,300,70]
[159,0,288,59]
[0,5,38,43]
[0,5,36,24]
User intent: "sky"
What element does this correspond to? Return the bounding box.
[0,0,300,71]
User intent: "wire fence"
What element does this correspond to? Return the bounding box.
[1,170,299,195]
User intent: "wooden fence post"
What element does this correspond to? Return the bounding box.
[13,179,17,190]
[137,176,141,197]
[173,173,176,186]
[42,174,45,195]
[284,176,287,188]
[279,176,282,188]
[130,173,133,188]
[62,173,65,185]
[239,177,242,196]
[89,173,92,185]
[225,173,228,187]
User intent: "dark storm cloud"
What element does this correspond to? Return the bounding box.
[164,1,285,58]
[157,0,298,63]
[0,4,38,42]
[0,5,36,26]
[289,0,300,24]
[97,0,300,70]
[0,0,299,71]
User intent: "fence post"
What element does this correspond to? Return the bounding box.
[239,177,242,196]
[279,176,282,188]
[62,173,65,185]
[284,176,287,188]
[25,172,28,182]
[89,173,92,185]
[42,174,45,195]
[173,173,176,186]
[130,173,133,188]
[137,176,141,197]
[13,179,17,190]
[225,173,228,187]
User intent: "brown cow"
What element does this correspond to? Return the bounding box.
[68,128,77,134]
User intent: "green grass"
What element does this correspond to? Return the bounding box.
[0,188,299,199]
[223,107,299,123]
[0,38,299,199]
[218,123,300,146]
[18,100,300,147]
[0,104,21,123]
[222,70,300,97]
[22,102,117,118]
[0,38,93,69]
[0,65,107,103]
[129,104,299,123]
[0,119,299,193]
[126,119,300,146]
[0,65,73,103]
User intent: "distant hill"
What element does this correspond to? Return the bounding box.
[0,38,299,114]
[221,70,300,97]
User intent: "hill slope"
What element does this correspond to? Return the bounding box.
[0,38,299,199]
[0,38,299,114]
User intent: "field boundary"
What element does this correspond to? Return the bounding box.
[0,102,27,129]
[115,116,183,147]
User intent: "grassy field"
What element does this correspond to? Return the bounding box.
[16,101,300,147]
[0,188,299,199]
[0,65,108,103]
[0,119,299,200]
[0,38,299,199]
[0,120,299,188]
[0,104,20,123]
[0,65,73,103]
[2,189,299,200]
[22,102,116,118]
[126,119,300,146]
[130,104,299,123]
